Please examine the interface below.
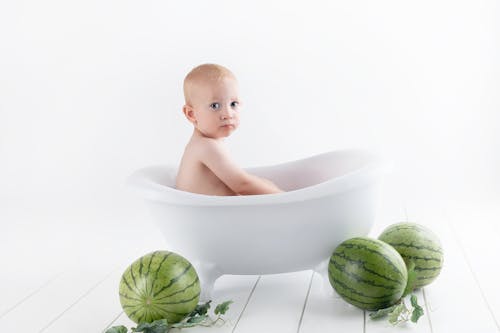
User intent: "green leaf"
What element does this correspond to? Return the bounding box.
[388,302,408,325]
[170,321,201,329]
[369,304,398,320]
[105,326,128,333]
[189,300,212,317]
[187,314,208,324]
[410,294,424,323]
[215,300,233,315]
[410,294,419,307]
[170,316,208,329]
[403,261,417,297]
[132,319,169,333]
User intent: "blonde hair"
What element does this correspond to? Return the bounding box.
[183,63,236,104]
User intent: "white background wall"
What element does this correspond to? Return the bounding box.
[1,0,499,232]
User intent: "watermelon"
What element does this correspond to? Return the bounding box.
[378,222,444,289]
[328,237,408,311]
[119,250,200,324]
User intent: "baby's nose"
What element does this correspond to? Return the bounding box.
[220,107,234,119]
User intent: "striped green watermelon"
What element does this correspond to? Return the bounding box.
[328,237,408,311]
[378,222,443,289]
[119,250,200,324]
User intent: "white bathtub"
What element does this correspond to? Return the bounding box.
[127,149,391,300]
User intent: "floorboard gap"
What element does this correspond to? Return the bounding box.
[0,271,64,319]
[296,271,314,333]
[102,311,124,333]
[445,210,500,332]
[231,275,261,333]
[39,266,121,332]
[422,288,434,333]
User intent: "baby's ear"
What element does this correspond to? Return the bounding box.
[182,104,197,124]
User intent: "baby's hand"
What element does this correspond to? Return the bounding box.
[261,177,276,186]
[260,177,283,193]
[198,138,283,195]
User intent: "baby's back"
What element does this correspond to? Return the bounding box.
[176,137,237,196]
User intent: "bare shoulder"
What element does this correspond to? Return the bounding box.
[190,136,227,158]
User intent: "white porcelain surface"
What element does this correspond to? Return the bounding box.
[127,149,392,300]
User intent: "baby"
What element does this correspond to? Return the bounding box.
[175,63,283,196]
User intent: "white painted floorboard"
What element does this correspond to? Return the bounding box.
[0,271,63,320]
[42,267,124,333]
[232,270,312,333]
[2,181,500,332]
[404,195,500,333]
[443,199,500,331]
[0,264,119,332]
[299,272,364,333]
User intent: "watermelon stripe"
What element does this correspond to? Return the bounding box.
[331,253,402,284]
[414,266,442,271]
[329,261,400,290]
[151,251,173,293]
[330,276,397,300]
[141,275,151,297]
[329,256,400,286]
[150,304,191,317]
[155,276,200,301]
[337,242,406,279]
[153,264,193,298]
[119,292,143,303]
[387,242,443,254]
[129,264,140,296]
[152,292,200,305]
[336,244,404,276]
[122,303,191,318]
[122,274,145,298]
[381,225,429,236]
[403,255,441,262]
[156,252,174,273]
[145,251,157,276]
[120,251,199,325]
[139,256,152,297]
[139,255,145,276]
[154,292,201,308]
[379,223,443,289]
[333,289,392,309]
[150,252,174,295]
[127,304,179,324]
[328,267,396,294]
[122,304,144,310]
[126,307,143,321]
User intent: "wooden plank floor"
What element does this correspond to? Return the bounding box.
[1,184,499,333]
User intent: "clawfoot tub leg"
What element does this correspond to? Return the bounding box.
[313,259,337,297]
[191,261,223,302]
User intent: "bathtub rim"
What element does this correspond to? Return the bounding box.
[127,149,393,207]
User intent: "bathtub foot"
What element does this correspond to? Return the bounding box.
[191,261,222,302]
[313,259,336,297]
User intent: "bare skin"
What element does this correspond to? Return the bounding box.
[176,132,238,196]
[176,130,282,196]
[175,64,282,196]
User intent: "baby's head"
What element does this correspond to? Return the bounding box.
[182,63,241,139]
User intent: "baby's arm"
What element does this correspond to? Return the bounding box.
[199,139,283,195]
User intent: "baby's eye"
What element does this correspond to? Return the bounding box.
[210,102,220,110]
[230,101,239,108]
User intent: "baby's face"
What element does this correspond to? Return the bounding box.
[188,77,241,139]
